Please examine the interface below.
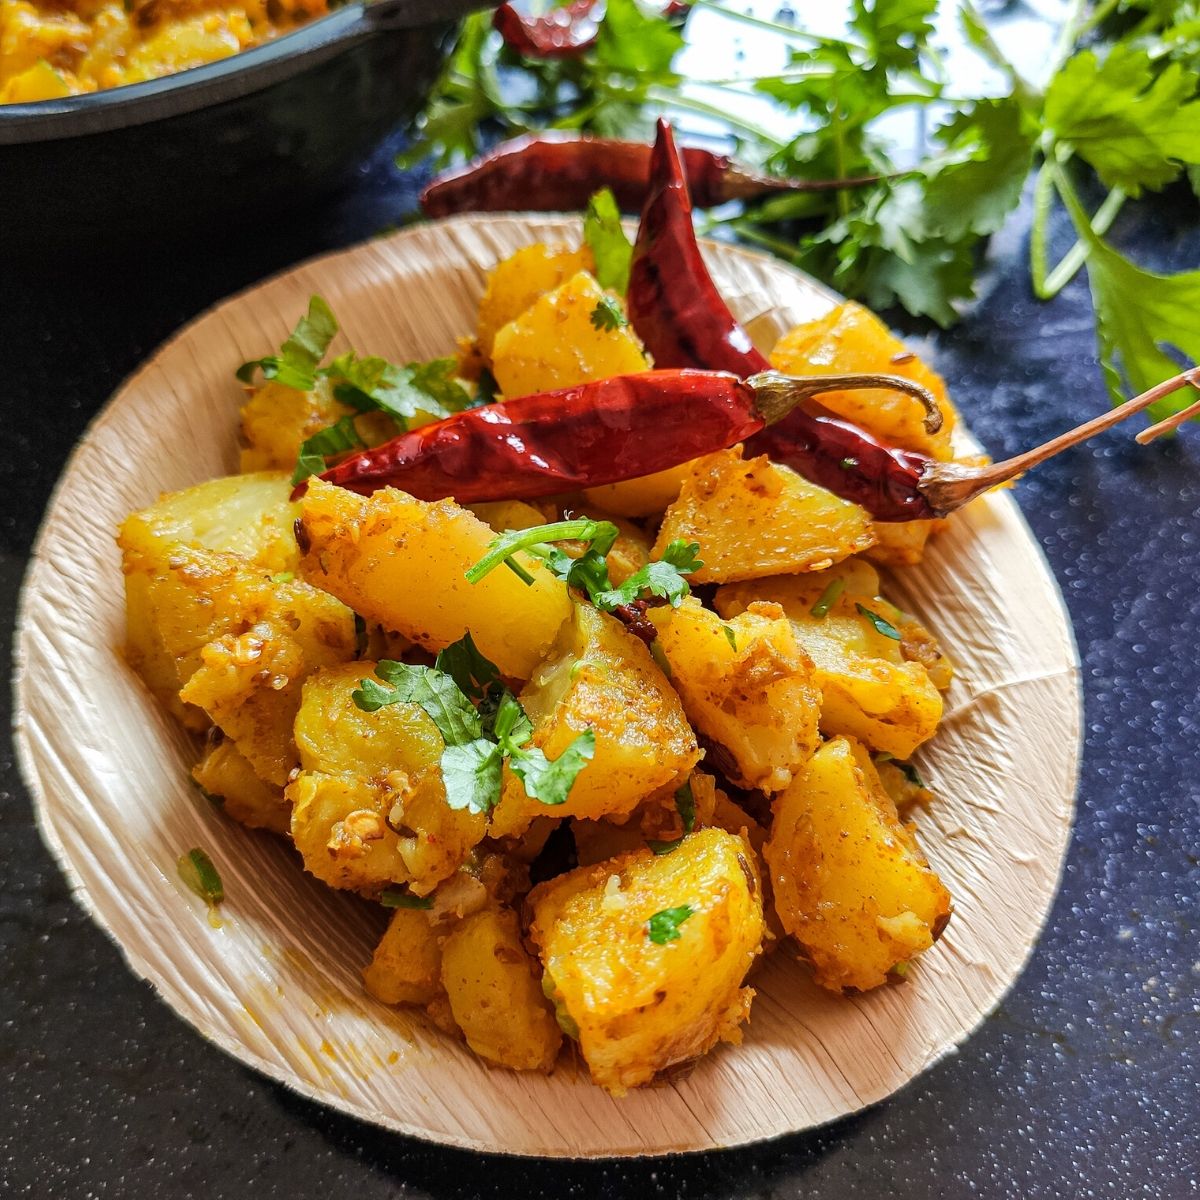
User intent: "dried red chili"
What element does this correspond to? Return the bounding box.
[492,1,690,58]
[303,368,938,506]
[419,133,879,219]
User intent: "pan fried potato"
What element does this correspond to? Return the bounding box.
[192,739,290,835]
[363,906,444,1008]
[717,564,947,759]
[866,518,944,568]
[582,461,694,518]
[287,663,486,895]
[490,603,699,837]
[491,271,649,397]
[770,302,957,460]
[441,907,562,1072]
[654,446,874,584]
[528,827,764,1095]
[765,736,951,991]
[648,597,821,793]
[298,479,571,681]
[240,380,351,473]
[476,242,595,359]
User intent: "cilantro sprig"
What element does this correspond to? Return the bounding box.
[590,295,629,332]
[647,904,694,945]
[352,633,594,815]
[237,297,338,392]
[467,519,701,617]
[583,188,633,295]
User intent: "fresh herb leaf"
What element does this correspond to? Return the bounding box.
[434,632,502,704]
[353,660,482,744]
[594,540,701,610]
[291,415,364,485]
[441,738,505,815]
[1044,44,1200,196]
[856,602,902,640]
[237,296,338,391]
[583,188,633,293]
[178,848,223,906]
[810,578,846,618]
[675,780,696,835]
[466,519,618,585]
[722,624,738,652]
[589,294,628,332]
[380,886,433,909]
[325,353,472,426]
[647,904,694,945]
[508,731,596,806]
[475,367,500,407]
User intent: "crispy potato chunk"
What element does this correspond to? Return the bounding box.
[528,827,764,1094]
[582,461,694,518]
[193,738,290,835]
[441,907,562,1072]
[764,736,951,992]
[648,598,821,793]
[865,519,945,568]
[491,271,648,398]
[363,907,444,1007]
[655,447,874,584]
[717,564,946,759]
[240,379,351,473]
[477,243,595,359]
[298,480,571,681]
[770,302,957,460]
[287,663,486,895]
[490,604,699,837]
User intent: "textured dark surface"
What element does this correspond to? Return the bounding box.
[3,133,1199,1198]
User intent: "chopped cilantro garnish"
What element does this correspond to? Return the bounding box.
[237,296,338,392]
[291,415,364,486]
[809,578,845,619]
[856,603,902,641]
[583,187,633,294]
[647,781,696,856]
[178,848,223,906]
[722,624,738,652]
[647,905,694,945]
[589,295,629,332]
[380,887,433,910]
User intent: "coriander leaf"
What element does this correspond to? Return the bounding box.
[491,688,534,749]
[856,602,902,640]
[647,904,694,945]
[434,632,502,704]
[466,519,619,584]
[326,353,472,426]
[291,415,364,486]
[178,848,223,906]
[583,188,634,294]
[1045,45,1200,195]
[594,0,683,83]
[590,295,629,332]
[380,887,433,909]
[849,0,938,80]
[440,738,504,815]
[508,730,596,806]
[476,367,500,407]
[237,296,338,391]
[594,541,701,610]
[675,780,696,835]
[1083,234,1200,418]
[922,98,1036,240]
[810,577,845,618]
[353,660,482,745]
[722,624,738,652]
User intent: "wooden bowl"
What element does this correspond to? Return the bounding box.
[13,216,1081,1157]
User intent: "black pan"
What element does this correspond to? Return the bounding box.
[0,0,488,256]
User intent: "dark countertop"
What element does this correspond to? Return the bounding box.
[2,138,1198,1198]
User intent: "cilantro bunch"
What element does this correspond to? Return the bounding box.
[237,296,482,483]
[353,633,594,816]
[407,0,1200,423]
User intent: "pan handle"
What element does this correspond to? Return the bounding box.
[365,0,494,31]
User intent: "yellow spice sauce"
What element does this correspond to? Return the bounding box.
[0,0,329,103]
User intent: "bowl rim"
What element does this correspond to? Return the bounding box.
[0,0,485,144]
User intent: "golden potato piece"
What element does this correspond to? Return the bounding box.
[582,461,694,519]
[717,565,945,759]
[770,301,957,460]
[648,597,821,793]
[240,379,351,474]
[528,827,764,1095]
[193,738,290,835]
[477,243,595,359]
[363,907,444,1007]
[287,663,486,895]
[654,446,874,584]
[441,907,562,1072]
[764,736,951,992]
[865,518,944,568]
[490,271,648,398]
[298,480,571,681]
[490,604,699,837]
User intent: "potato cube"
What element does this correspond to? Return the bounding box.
[476,243,595,359]
[648,597,821,793]
[287,663,486,894]
[528,827,764,1094]
[582,461,694,519]
[489,604,698,837]
[240,379,352,473]
[865,518,944,567]
[490,271,648,398]
[441,907,562,1072]
[193,738,290,835]
[654,447,874,584]
[363,907,444,1007]
[717,565,945,759]
[298,480,571,681]
[770,302,957,460]
[764,736,951,992]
